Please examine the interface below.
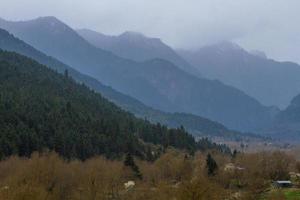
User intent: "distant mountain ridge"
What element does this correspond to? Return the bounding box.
[178,41,300,108]
[250,50,267,59]
[276,94,300,124]
[0,27,247,139]
[265,94,300,141]
[77,28,202,77]
[0,16,275,132]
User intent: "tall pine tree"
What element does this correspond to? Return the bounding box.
[124,153,143,180]
[206,153,218,176]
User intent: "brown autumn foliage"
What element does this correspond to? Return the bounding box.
[0,149,298,200]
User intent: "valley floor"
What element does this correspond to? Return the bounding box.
[0,149,300,200]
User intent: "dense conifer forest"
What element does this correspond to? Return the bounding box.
[0,50,230,160]
[0,28,248,140]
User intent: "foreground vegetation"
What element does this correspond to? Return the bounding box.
[0,150,299,200]
[1,38,300,200]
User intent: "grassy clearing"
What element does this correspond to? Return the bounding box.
[285,190,300,200]
[261,189,300,200]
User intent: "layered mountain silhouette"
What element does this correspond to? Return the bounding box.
[267,94,300,141]
[0,28,246,139]
[1,50,219,159]
[178,41,300,108]
[77,29,202,77]
[0,17,275,132]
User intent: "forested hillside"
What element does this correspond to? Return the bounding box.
[0,17,274,132]
[0,50,231,160]
[0,28,246,139]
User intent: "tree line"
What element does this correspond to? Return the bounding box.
[0,50,231,160]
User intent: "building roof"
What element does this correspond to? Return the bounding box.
[275,181,292,184]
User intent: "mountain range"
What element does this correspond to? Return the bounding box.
[77,29,202,78]
[0,28,247,139]
[1,49,225,159]
[0,16,275,132]
[266,94,300,141]
[178,41,300,108]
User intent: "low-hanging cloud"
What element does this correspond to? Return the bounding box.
[0,0,299,63]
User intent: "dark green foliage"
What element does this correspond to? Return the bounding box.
[138,124,196,153]
[0,51,141,160]
[124,153,143,180]
[232,149,238,159]
[64,69,69,78]
[145,146,155,162]
[0,27,249,140]
[206,154,218,176]
[0,50,229,160]
[197,138,232,155]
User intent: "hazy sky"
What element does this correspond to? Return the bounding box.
[1,0,299,63]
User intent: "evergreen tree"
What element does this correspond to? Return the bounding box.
[232,149,238,159]
[146,146,155,162]
[206,153,218,176]
[124,153,143,180]
[64,69,69,78]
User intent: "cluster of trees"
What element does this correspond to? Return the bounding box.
[0,51,231,160]
[0,149,298,200]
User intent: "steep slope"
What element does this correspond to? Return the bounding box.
[77,29,201,77]
[0,17,275,131]
[1,50,228,160]
[0,28,244,139]
[0,16,176,112]
[268,94,300,141]
[178,41,300,108]
[138,59,276,131]
[277,95,300,124]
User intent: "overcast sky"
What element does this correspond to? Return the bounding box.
[0,0,299,63]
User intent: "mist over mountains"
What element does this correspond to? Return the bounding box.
[178,41,300,108]
[0,28,244,139]
[0,16,299,141]
[78,29,300,110]
[1,2,300,198]
[266,94,300,141]
[0,16,277,132]
[77,29,202,78]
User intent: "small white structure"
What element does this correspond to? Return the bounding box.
[124,181,135,190]
[224,163,245,172]
[273,180,292,188]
